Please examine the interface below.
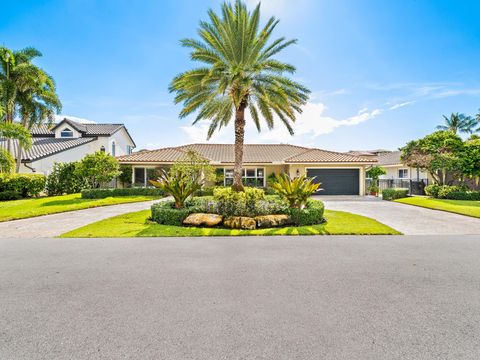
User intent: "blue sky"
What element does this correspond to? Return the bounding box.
[3,0,480,151]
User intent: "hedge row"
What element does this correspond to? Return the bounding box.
[425,184,480,200]
[151,198,325,227]
[81,187,166,199]
[0,174,46,198]
[382,188,409,201]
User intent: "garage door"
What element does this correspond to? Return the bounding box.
[306,169,360,195]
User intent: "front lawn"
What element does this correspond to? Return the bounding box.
[0,194,159,222]
[395,197,480,218]
[60,209,400,237]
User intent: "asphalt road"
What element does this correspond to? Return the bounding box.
[2,236,480,359]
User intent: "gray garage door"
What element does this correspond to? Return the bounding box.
[306,169,360,195]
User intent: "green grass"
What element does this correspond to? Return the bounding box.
[60,209,401,237]
[0,194,159,222]
[395,196,480,218]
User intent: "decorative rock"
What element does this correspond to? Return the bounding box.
[183,213,223,227]
[223,216,257,230]
[255,214,292,228]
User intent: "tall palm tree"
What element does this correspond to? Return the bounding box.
[436,112,476,134]
[170,0,310,191]
[0,46,61,171]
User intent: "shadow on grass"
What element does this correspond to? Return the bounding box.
[39,198,89,207]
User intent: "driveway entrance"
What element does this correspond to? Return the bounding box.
[317,196,480,235]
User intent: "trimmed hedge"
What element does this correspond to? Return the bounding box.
[151,201,201,226]
[0,190,22,201]
[0,174,46,198]
[81,187,165,199]
[382,188,409,201]
[151,198,325,227]
[424,184,480,200]
[285,199,325,226]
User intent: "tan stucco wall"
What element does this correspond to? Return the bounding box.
[127,162,370,195]
[379,165,430,181]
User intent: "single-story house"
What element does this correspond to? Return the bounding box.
[116,143,377,195]
[0,118,136,175]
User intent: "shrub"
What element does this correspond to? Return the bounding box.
[382,188,409,201]
[81,187,165,199]
[75,151,121,188]
[445,191,480,200]
[0,190,21,201]
[425,184,441,198]
[285,199,325,226]
[46,162,87,196]
[151,201,200,226]
[437,185,465,199]
[0,173,46,197]
[0,149,15,173]
[269,174,320,208]
[213,187,265,217]
[118,165,133,187]
[193,186,216,197]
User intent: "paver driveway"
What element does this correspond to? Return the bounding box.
[317,196,480,235]
[0,199,162,238]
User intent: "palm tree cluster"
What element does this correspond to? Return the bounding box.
[436,112,480,135]
[170,0,310,191]
[0,46,61,172]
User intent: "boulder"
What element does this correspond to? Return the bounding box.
[255,214,292,228]
[183,213,223,227]
[223,216,257,230]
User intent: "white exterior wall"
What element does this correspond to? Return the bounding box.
[20,129,135,175]
[379,165,429,180]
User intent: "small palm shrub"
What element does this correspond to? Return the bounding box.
[269,174,320,208]
[150,169,201,209]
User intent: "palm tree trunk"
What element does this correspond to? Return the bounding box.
[232,103,246,192]
[15,117,28,173]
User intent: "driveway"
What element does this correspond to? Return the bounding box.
[1,235,480,359]
[317,196,480,235]
[0,200,162,238]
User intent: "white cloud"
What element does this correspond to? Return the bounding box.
[54,114,96,124]
[388,101,415,110]
[180,101,382,145]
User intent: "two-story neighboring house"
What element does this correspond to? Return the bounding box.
[0,118,136,175]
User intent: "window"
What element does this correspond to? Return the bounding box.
[100,146,105,152]
[60,128,73,138]
[126,145,133,154]
[223,168,265,187]
[134,167,146,187]
[398,169,408,179]
[111,142,116,156]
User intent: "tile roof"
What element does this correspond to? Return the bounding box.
[31,119,125,137]
[0,137,96,162]
[377,151,402,166]
[117,144,376,164]
[285,148,377,163]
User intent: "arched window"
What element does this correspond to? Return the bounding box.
[60,128,73,138]
[100,146,105,152]
[111,142,116,156]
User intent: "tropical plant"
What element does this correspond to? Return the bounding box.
[0,46,61,171]
[75,151,121,189]
[401,131,464,184]
[269,173,320,208]
[0,149,15,173]
[436,113,476,134]
[150,169,202,209]
[45,162,88,196]
[118,165,133,187]
[170,0,310,191]
[366,166,386,195]
[0,122,33,164]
